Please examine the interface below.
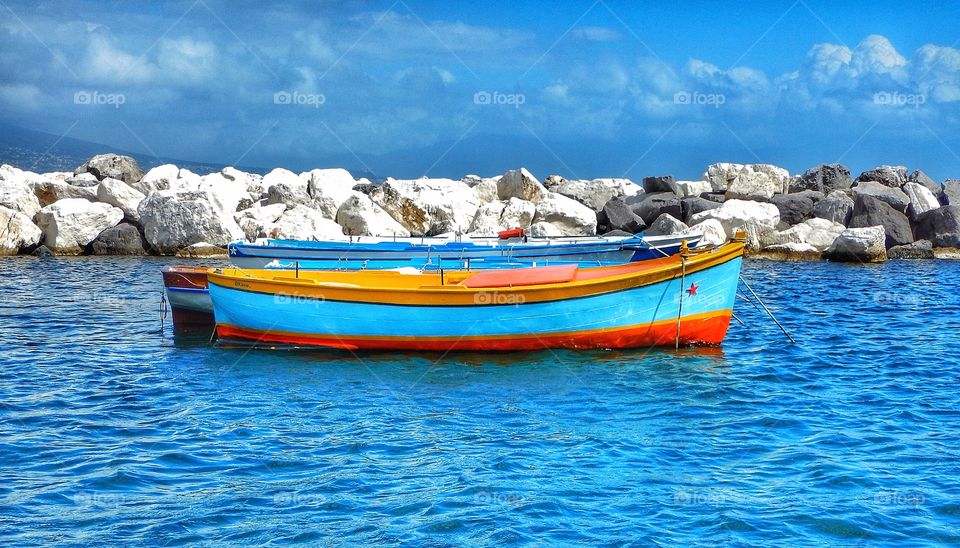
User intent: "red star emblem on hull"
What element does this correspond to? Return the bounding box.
[688,283,698,296]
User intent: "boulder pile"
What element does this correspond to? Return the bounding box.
[0,154,957,263]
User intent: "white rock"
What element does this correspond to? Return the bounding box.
[222,167,265,198]
[556,178,642,211]
[266,204,345,241]
[544,175,565,189]
[134,164,180,195]
[197,172,254,214]
[175,168,202,189]
[33,178,97,207]
[0,205,42,255]
[0,176,41,218]
[336,194,411,237]
[645,213,689,236]
[35,199,123,254]
[761,242,821,258]
[801,217,846,250]
[234,203,287,241]
[0,164,22,182]
[497,168,548,203]
[671,180,712,198]
[762,223,812,248]
[531,191,597,236]
[693,218,728,247]
[138,190,245,254]
[370,177,480,235]
[263,168,307,194]
[67,172,100,187]
[824,226,887,262]
[467,201,507,236]
[528,221,565,237]
[304,168,360,219]
[500,198,536,229]
[902,182,940,217]
[689,199,780,248]
[461,174,482,186]
[705,163,790,199]
[474,179,499,204]
[42,171,72,181]
[96,177,145,222]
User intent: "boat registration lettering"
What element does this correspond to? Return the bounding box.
[234,281,251,289]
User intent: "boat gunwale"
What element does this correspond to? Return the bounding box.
[206,242,744,307]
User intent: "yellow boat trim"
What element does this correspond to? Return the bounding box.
[206,242,744,306]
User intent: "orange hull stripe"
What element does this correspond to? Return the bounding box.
[215,310,733,351]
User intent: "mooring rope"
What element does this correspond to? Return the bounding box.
[159,290,168,335]
[674,242,689,350]
[739,275,796,344]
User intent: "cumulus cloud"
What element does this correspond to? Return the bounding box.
[83,35,154,84]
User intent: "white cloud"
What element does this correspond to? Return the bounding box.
[913,44,960,102]
[83,35,154,84]
[802,43,852,88]
[850,35,907,78]
[0,83,41,110]
[156,37,218,83]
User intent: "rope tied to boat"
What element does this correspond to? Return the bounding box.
[738,275,796,344]
[159,289,168,335]
[674,240,689,350]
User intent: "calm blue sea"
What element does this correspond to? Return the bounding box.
[1,256,958,545]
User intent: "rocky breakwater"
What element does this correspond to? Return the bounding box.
[1,154,958,263]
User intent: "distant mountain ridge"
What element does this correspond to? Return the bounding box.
[0,125,380,183]
[0,124,268,176]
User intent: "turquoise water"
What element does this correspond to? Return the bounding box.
[1,256,958,545]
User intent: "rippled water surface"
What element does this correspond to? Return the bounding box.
[1,256,959,545]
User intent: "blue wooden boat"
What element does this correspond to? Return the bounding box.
[164,232,702,330]
[207,241,745,351]
[227,233,700,270]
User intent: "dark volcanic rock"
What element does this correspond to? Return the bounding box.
[770,191,823,226]
[813,190,854,226]
[642,175,675,193]
[352,183,377,195]
[915,206,960,248]
[852,181,910,212]
[849,194,913,248]
[791,164,853,194]
[680,197,721,223]
[628,192,682,226]
[65,175,100,188]
[700,192,727,204]
[91,223,147,255]
[74,154,144,184]
[941,180,960,206]
[855,165,909,188]
[597,197,645,234]
[888,240,934,260]
[32,245,53,258]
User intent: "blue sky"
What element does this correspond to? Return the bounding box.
[1,0,958,181]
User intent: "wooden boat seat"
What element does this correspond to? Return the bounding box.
[460,264,579,288]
